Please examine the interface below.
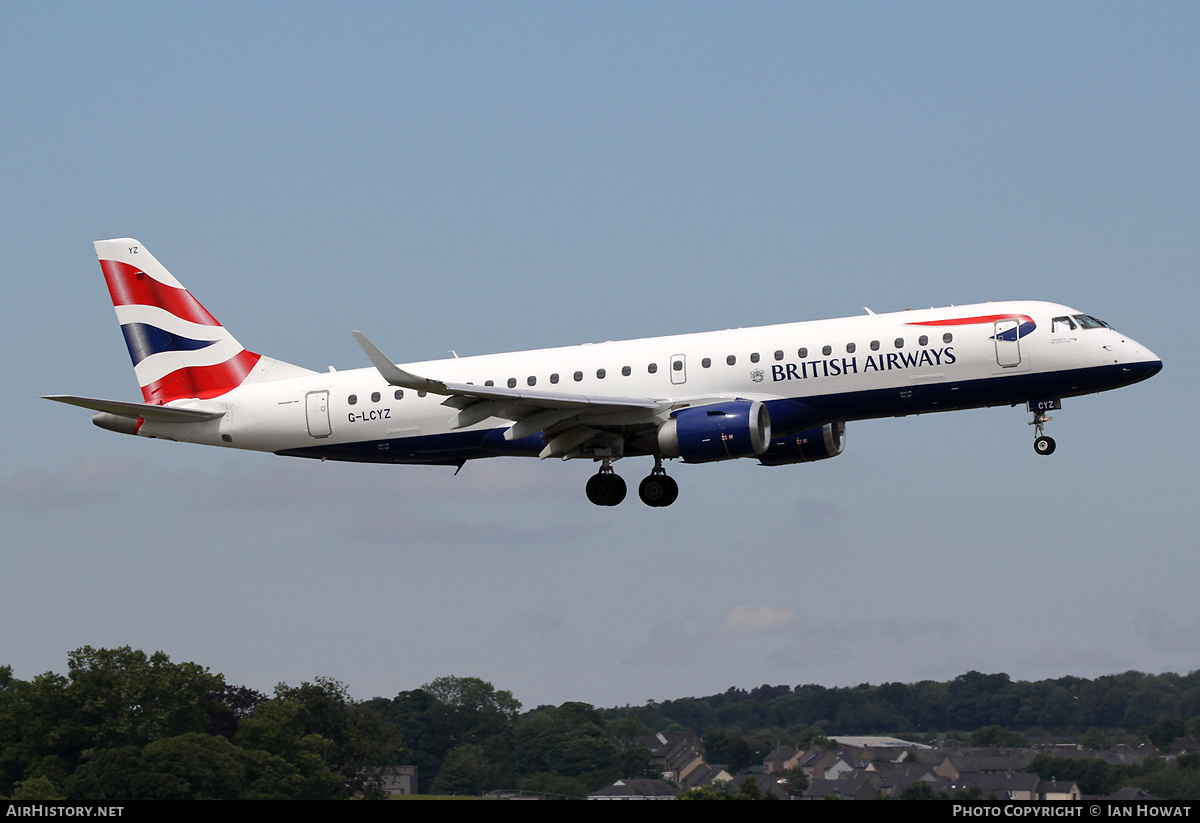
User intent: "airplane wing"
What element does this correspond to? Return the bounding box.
[44,395,226,422]
[353,332,669,457]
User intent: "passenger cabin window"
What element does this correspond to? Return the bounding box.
[774,350,784,360]
[596,368,606,379]
[348,394,357,405]
[750,352,760,363]
[394,390,404,400]
[918,335,928,346]
[943,333,953,344]
[550,373,559,384]
[418,391,427,397]
[371,392,381,403]
[870,340,880,351]
[726,355,736,366]
[821,345,831,356]
[894,338,904,348]
[846,343,856,354]
[622,365,631,376]
[507,378,517,388]
[798,348,808,358]
[702,358,711,368]
[527,376,536,386]
[484,380,494,387]
[648,363,658,374]
[673,360,683,371]
[573,371,583,382]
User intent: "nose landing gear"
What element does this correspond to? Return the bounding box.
[1030,410,1056,455]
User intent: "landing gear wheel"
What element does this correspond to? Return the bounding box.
[638,474,679,507]
[1034,435,1056,456]
[659,475,679,507]
[586,471,627,506]
[1029,408,1057,457]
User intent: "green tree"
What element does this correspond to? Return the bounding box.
[10,775,65,801]
[677,783,733,800]
[375,676,519,793]
[1146,717,1185,749]
[967,725,1026,747]
[0,647,224,794]
[900,781,946,800]
[430,744,503,796]
[734,775,763,800]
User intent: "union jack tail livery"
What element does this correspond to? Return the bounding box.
[95,239,261,404]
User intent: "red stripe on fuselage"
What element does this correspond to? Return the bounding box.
[906,313,1033,327]
[140,349,261,404]
[100,259,221,326]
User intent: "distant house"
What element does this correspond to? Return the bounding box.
[948,771,1040,801]
[803,773,884,801]
[830,736,932,750]
[589,779,679,800]
[1037,780,1082,801]
[369,765,417,796]
[1104,787,1163,801]
[763,744,801,774]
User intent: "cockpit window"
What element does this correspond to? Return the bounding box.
[1073,314,1109,330]
[1053,316,1077,332]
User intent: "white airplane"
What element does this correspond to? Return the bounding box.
[47,239,1162,507]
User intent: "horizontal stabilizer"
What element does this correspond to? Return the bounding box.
[43,395,225,422]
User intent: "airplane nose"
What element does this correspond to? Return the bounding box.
[1123,342,1162,381]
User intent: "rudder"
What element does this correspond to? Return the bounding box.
[95,239,261,404]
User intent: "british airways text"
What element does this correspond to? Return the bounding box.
[771,346,956,382]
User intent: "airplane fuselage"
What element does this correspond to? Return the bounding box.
[51,241,1162,507]
[133,302,1157,463]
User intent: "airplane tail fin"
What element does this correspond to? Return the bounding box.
[95,238,263,404]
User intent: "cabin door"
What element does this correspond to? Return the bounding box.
[306,390,332,438]
[993,320,1022,368]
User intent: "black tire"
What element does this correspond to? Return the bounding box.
[639,475,667,507]
[1034,435,1056,456]
[659,475,679,507]
[586,472,626,506]
[639,475,680,507]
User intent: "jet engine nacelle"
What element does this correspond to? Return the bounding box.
[658,400,771,463]
[757,421,846,466]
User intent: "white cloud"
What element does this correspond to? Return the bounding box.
[715,605,799,639]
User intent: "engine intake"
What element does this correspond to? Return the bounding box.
[658,400,771,463]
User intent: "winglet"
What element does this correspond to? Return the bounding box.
[352,332,449,394]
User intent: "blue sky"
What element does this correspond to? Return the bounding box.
[2,2,1197,711]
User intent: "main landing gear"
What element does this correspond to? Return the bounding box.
[585,462,627,506]
[1030,410,1056,456]
[638,457,679,508]
[586,457,679,507]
